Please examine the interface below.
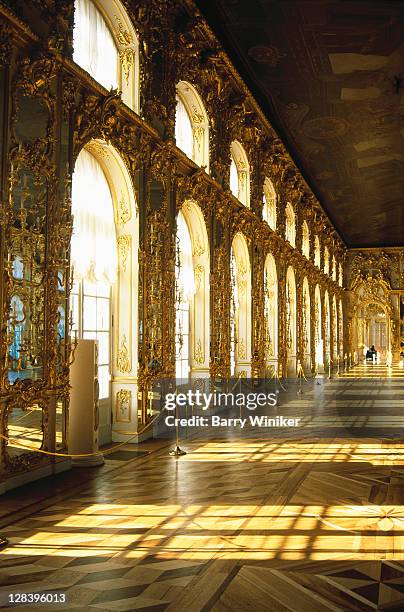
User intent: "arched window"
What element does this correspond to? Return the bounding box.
[285,203,296,247]
[72,148,117,407]
[263,178,277,230]
[230,233,251,375]
[332,255,337,281]
[175,201,210,379]
[71,141,138,444]
[175,82,209,170]
[73,0,139,112]
[230,141,250,207]
[302,221,310,258]
[324,247,330,275]
[339,262,343,287]
[314,235,321,267]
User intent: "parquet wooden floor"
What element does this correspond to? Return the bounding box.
[0,370,403,611]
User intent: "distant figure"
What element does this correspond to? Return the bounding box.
[366,345,377,363]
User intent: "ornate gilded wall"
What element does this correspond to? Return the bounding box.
[0,0,346,488]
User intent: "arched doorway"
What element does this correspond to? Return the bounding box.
[354,302,390,363]
[175,201,210,379]
[286,266,297,375]
[264,253,278,372]
[230,233,252,375]
[71,140,138,444]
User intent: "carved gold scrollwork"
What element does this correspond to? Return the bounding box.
[194,339,205,365]
[194,264,204,292]
[117,335,131,374]
[115,389,131,423]
[118,235,131,272]
[117,193,131,224]
[120,48,135,86]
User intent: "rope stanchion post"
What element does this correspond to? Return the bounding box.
[169,390,187,457]
[296,359,307,395]
[328,358,332,379]
[272,364,286,406]
[336,354,340,376]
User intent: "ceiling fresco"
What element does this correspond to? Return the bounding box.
[196,0,404,247]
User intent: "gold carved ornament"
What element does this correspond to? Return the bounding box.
[194,339,205,365]
[117,234,131,272]
[115,389,131,423]
[120,48,135,87]
[117,335,131,374]
[117,192,131,224]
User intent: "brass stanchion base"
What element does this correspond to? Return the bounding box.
[0,536,8,550]
[169,445,187,457]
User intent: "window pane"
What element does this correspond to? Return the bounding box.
[83,296,97,330]
[175,96,193,159]
[230,157,238,198]
[98,365,110,399]
[97,298,110,331]
[73,0,119,91]
[97,331,110,365]
[83,330,96,341]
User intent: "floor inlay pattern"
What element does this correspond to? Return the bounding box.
[0,375,403,611]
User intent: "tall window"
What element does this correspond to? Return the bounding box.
[339,262,343,287]
[175,82,209,170]
[332,256,337,281]
[263,178,277,230]
[73,0,139,111]
[314,236,321,267]
[324,247,330,275]
[175,211,195,379]
[230,141,250,207]
[302,221,310,258]
[285,203,296,247]
[71,148,118,401]
[73,0,118,90]
[175,95,193,160]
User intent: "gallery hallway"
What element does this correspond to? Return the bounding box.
[1,372,404,611]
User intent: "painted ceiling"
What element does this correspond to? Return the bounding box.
[196,0,404,247]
